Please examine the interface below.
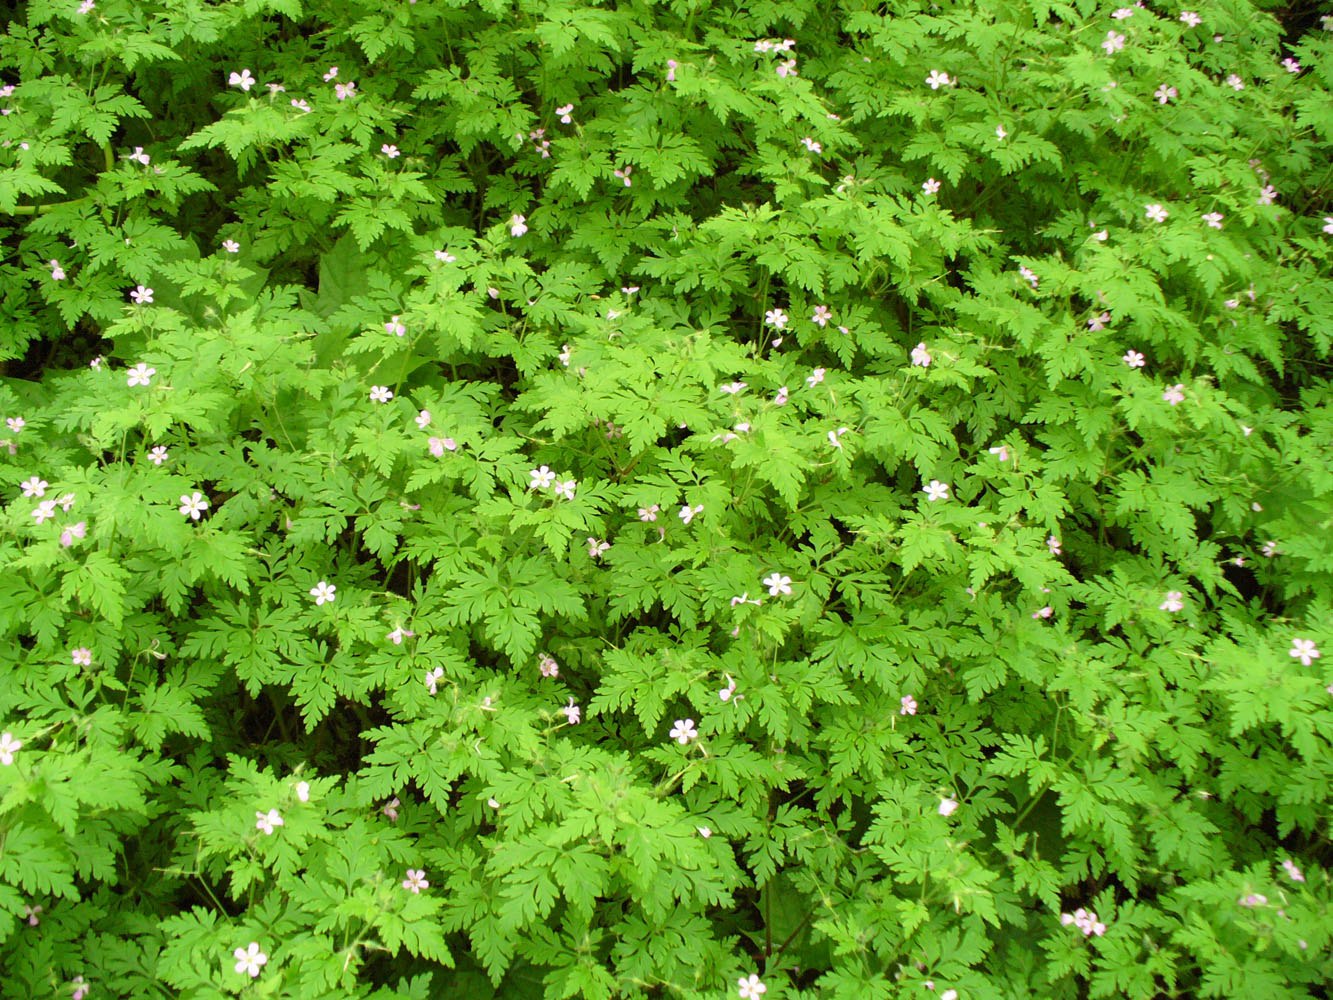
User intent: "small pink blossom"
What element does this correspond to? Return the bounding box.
[149,445,169,465]
[666,60,677,82]
[1257,185,1277,206]
[1202,212,1224,229]
[925,69,952,89]
[1262,540,1279,557]
[1281,57,1301,74]
[59,522,86,547]
[71,976,90,1000]
[669,718,699,744]
[553,479,576,501]
[382,797,400,821]
[1163,384,1185,405]
[530,466,555,490]
[509,214,527,237]
[290,99,311,113]
[385,315,405,336]
[402,869,429,893]
[1033,605,1054,619]
[638,504,659,521]
[719,675,737,701]
[911,342,932,367]
[1289,638,1320,667]
[387,626,414,645]
[1324,217,1333,235]
[233,943,267,978]
[32,500,57,524]
[20,476,47,497]
[309,581,336,606]
[424,667,443,695]
[921,177,940,195]
[72,647,93,666]
[587,537,610,560]
[805,367,826,387]
[228,69,256,92]
[1047,535,1062,555]
[801,136,822,154]
[129,285,154,304]
[738,974,767,999]
[1061,907,1108,936]
[1239,893,1267,908]
[428,436,457,456]
[1145,203,1168,223]
[1102,31,1126,54]
[1281,859,1306,883]
[1018,265,1039,289]
[22,904,41,926]
[811,305,831,326]
[556,103,574,123]
[776,59,797,78]
[254,809,283,835]
[126,363,155,387]
[1159,590,1184,613]
[900,695,917,716]
[938,796,959,817]
[334,81,357,100]
[1180,11,1201,26]
[1226,74,1244,91]
[0,732,20,766]
[538,654,559,678]
[1153,84,1178,105]
[923,480,949,502]
[560,698,581,724]
[381,143,400,159]
[179,492,209,521]
[679,503,703,525]
[989,445,1010,461]
[764,308,788,330]
[49,260,65,281]
[613,166,632,187]
[772,386,788,405]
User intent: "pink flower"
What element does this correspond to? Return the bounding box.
[1180,11,1201,26]
[427,437,456,456]
[254,809,283,835]
[72,647,92,666]
[560,698,581,724]
[32,500,57,524]
[59,521,86,547]
[996,124,1007,139]
[1048,535,1062,555]
[127,363,155,387]
[385,315,405,336]
[179,492,209,520]
[382,797,400,821]
[1281,57,1300,74]
[613,165,632,187]
[295,781,310,802]
[1018,266,1039,289]
[414,409,431,429]
[129,285,154,304]
[148,445,169,465]
[1257,185,1277,206]
[1163,384,1185,405]
[1281,859,1305,883]
[925,69,952,89]
[387,626,414,645]
[719,675,737,702]
[1154,84,1178,105]
[666,60,678,82]
[23,904,41,926]
[290,99,311,113]
[381,143,400,159]
[911,343,932,367]
[0,732,22,765]
[1111,6,1134,17]
[1262,540,1279,557]
[764,308,788,330]
[556,103,574,123]
[228,69,256,92]
[638,504,659,521]
[20,476,47,497]
[1202,212,1224,229]
[424,667,443,695]
[669,719,699,744]
[553,479,576,500]
[71,976,89,1000]
[233,942,268,977]
[679,504,703,525]
[1102,31,1126,54]
[49,260,65,281]
[1289,638,1320,667]
[801,136,822,154]
[811,305,831,327]
[369,385,393,403]
[938,796,959,817]
[1145,203,1168,223]
[538,654,559,678]
[1324,217,1333,235]
[775,59,797,77]
[900,695,917,716]
[1061,907,1108,936]
[738,974,767,999]
[587,538,610,560]
[402,868,429,893]
[1226,74,1244,90]
[529,466,555,490]
[1159,591,1184,613]
[923,480,949,502]
[128,147,150,165]
[989,445,1010,461]
[763,573,792,596]
[509,214,528,237]
[334,81,357,100]
[1239,893,1267,908]
[323,66,339,81]
[921,177,940,195]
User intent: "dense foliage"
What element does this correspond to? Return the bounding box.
[2,0,1332,996]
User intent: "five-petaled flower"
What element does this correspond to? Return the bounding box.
[6,416,25,433]
[1160,591,1185,613]
[801,136,821,154]
[295,781,310,802]
[148,446,169,465]
[764,308,789,329]
[775,58,797,77]
[23,904,41,926]
[638,505,659,521]
[254,809,283,835]
[924,480,950,502]
[679,504,703,524]
[1088,311,1110,331]
[59,521,86,548]
[900,695,917,716]
[806,367,826,387]
[72,976,89,1000]
[130,285,153,304]
[310,581,336,606]
[1324,217,1333,235]
[179,492,209,520]
[388,626,414,645]
[223,239,240,253]
[72,647,92,666]
[1202,212,1224,229]
[233,943,268,978]
[402,869,429,893]
[20,476,47,497]
[560,698,581,724]
[763,573,793,596]
[334,81,357,100]
[738,974,767,999]
[381,144,400,158]
[939,796,959,817]
[911,343,932,367]
[538,654,559,678]
[554,479,577,500]
[811,305,831,327]
[556,103,574,123]
[529,466,556,490]
[228,69,255,92]
[587,538,611,560]
[1145,203,1168,223]
[382,797,400,820]
[127,363,156,387]
[1226,74,1244,91]
[1281,57,1300,74]
[424,666,444,695]
[370,385,393,403]
[1163,384,1185,405]
[1153,84,1178,105]
[1257,184,1277,206]
[1281,859,1305,883]
[926,69,952,89]
[428,437,457,456]
[922,177,940,195]
[32,500,57,524]
[1061,908,1108,936]
[1180,11,1201,26]
[50,260,65,281]
[1102,31,1125,54]
[669,719,699,744]
[0,732,21,766]
[1289,638,1320,667]
[510,214,528,237]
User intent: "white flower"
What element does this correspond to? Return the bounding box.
[149,446,169,465]
[925,69,952,89]
[1180,11,1201,26]
[130,284,154,303]
[424,666,444,695]
[369,385,393,403]
[228,69,256,92]
[805,367,826,387]
[20,477,48,498]
[556,103,574,123]
[1202,212,1223,229]
[384,315,405,336]
[921,177,940,195]
[738,974,767,999]
[679,504,703,525]
[1145,203,1168,223]
[1159,590,1184,613]
[762,573,792,596]
[1123,350,1146,368]
[402,868,429,893]
[381,143,400,158]
[529,466,556,490]
[923,480,950,502]
[254,809,283,835]
[49,259,66,281]
[309,581,337,606]
[222,239,240,253]
[1289,638,1321,667]
[0,732,21,766]
[233,942,267,977]
[126,363,156,387]
[911,343,932,367]
[553,479,577,501]
[295,781,310,802]
[764,308,789,329]
[179,492,210,521]
[938,796,959,817]
[638,505,659,522]
[415,409,431,429]
[509,214,528,237]
[669,719,699,744]
[334,81,357,100]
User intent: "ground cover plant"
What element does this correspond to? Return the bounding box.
[1,0,1332,996]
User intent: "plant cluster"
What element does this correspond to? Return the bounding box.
[1,0,1331,997]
